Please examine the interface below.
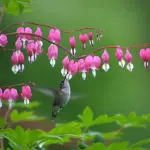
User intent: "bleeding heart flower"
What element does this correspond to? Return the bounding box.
[47,44,58,67]
[79,34,88,50]
[88,32,94,47]
[69,36,76,55]
[102,49,110,72]
[61,56,70,76]
[125,49,134,71]
[21,86,32,106]
[0,34,8,47]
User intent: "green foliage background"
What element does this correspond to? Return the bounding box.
[0,0,150,148]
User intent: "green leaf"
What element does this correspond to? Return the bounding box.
[86,143,106,150]
[79,106,93,127]
[92,114,114,126]
[10,109,44,122]
[107,142,128,150]
[131,139,150,148]
[2,0,10,5]
[0,117,7,128]
[50,121,82,135]
[5,0,20,16]
[0,126,45,149]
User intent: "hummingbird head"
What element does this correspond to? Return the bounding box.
[60,77,70,90]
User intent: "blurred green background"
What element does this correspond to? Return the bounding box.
[1,0,150,146]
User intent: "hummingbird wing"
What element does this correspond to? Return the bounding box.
[70,93,86,100]
[31,86,57,97]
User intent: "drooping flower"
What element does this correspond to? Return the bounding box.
[26,40,34,63]
[11,51,19,74]
[69,36,76,55]
[88,32,94,47]
[140,48,150,68]
[15,38,22,50]
[3,88,18,109]
[47,44,58,67]
[48,29,61,44]
[0,34,8,47]
[101,49,110,72]
[78,59,90,80]
[21,86,32,106]
[35,27,42,41]
[79,34,88,50]
[18,51,25,72]
[85,55,101,77]
[16,27,32,48]
[125,49,134,71]
[0,88,3,108]
[66,60,78,80]
[115,47,125,68]
[61,56,70,76]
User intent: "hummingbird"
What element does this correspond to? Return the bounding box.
[32,77,72,120]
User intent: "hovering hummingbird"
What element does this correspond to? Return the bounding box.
[32,77,82,120]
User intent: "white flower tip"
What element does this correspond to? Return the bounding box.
[61,68,67,76]
[12,65,19,74]
[92,69,96,78]
[24,99,30,106]
[82,72,86,80]
[70,48,76,55]
[89,40,94,47]
[127,63,134,72]
[8,99,13,110]
[119,59,125,68]
[144,61,149,69]
[0,100,2,108]
[102,63,110,72]
[50,58,56,67]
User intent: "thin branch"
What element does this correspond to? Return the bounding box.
[3,32,150,59]
[0,81,36,89]
[0,21,103,34]
[0,48,14,52]
[0,4,5,25]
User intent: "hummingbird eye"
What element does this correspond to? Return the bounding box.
[60,80,64,88]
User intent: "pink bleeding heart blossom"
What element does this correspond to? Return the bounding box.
[102,49,110,72]
[69,36,76,55]
[61,56,70,76]
[3,88,18,109]
[88,32,94,47]
[47,44,58,67]
[115,47,125,68]
[0,88,2,108]
[140,48,150,68]
[26,40,34,63]
[18,51,25,72]
[21,86,32,106]
[0,34,8,47]
[66,60,78,80]
[11,51,19,74]
[16,27,32,48]
[85,55,101,77]
[125,49,134,71]
[35,27,42,41]
[79,34,88,50]
[15,38,22,50]
[48,29,61,44]
[78,59,90,80]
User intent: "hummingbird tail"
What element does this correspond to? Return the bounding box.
[52,106,60,120]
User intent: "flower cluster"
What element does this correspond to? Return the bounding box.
[10,27,43,74]
[1,23,150,79]
[61,55,101,80]
[0,86,32,109]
